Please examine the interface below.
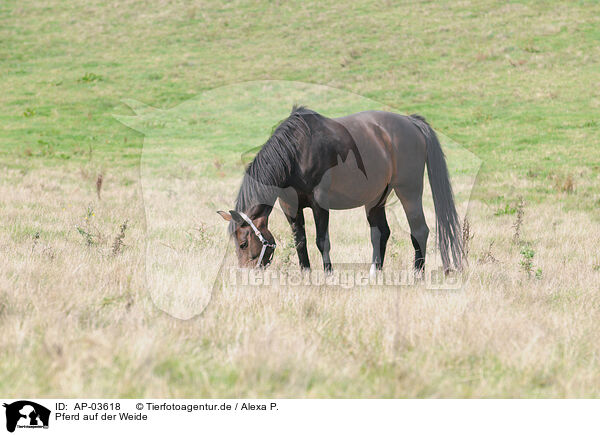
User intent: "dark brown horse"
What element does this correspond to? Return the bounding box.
[218,106,462,274]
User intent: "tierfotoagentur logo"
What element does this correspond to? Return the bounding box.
[116,80,481,319]
[3,401,50,433]
[227,264,463,290]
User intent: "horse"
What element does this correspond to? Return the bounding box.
[218,106,463,274]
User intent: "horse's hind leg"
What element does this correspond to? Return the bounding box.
[395,188,429,273]
[311,205,332,272]
[366,205,391,273]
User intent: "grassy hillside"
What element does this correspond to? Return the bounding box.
[3,2,599,168]
[0,0,599,397]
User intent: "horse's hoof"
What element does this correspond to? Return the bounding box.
[369,263,378,280]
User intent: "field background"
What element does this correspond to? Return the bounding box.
[1,0,599,397]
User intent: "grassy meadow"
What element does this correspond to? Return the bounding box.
[1,0,599,397]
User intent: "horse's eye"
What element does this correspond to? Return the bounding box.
[239,241,248,249]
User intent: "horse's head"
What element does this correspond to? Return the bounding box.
[218,210,276,268]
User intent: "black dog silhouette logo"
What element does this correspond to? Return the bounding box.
[3,401,50,432]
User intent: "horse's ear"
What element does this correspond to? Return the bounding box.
[229,210,247,226]
[217,211,231,221]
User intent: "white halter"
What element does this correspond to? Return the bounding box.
[237,212,276,267]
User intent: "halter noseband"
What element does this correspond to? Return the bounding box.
[237,211,276,267]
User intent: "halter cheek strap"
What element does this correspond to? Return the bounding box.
[237,212,277,267]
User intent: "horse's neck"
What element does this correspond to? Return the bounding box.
[246,203,273,220]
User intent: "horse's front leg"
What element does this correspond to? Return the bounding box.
[312,205,332,272]
[281,203,310,270]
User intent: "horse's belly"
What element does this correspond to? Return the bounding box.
[314,186,380,210]
[312,156,389,210]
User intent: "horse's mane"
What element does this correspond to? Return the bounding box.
[230,106,313,233]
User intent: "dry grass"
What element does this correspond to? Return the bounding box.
[1,162,599,398]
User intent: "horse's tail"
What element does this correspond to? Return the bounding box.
[410,114,463,271]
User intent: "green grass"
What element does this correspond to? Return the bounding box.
[2,1,599,177]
